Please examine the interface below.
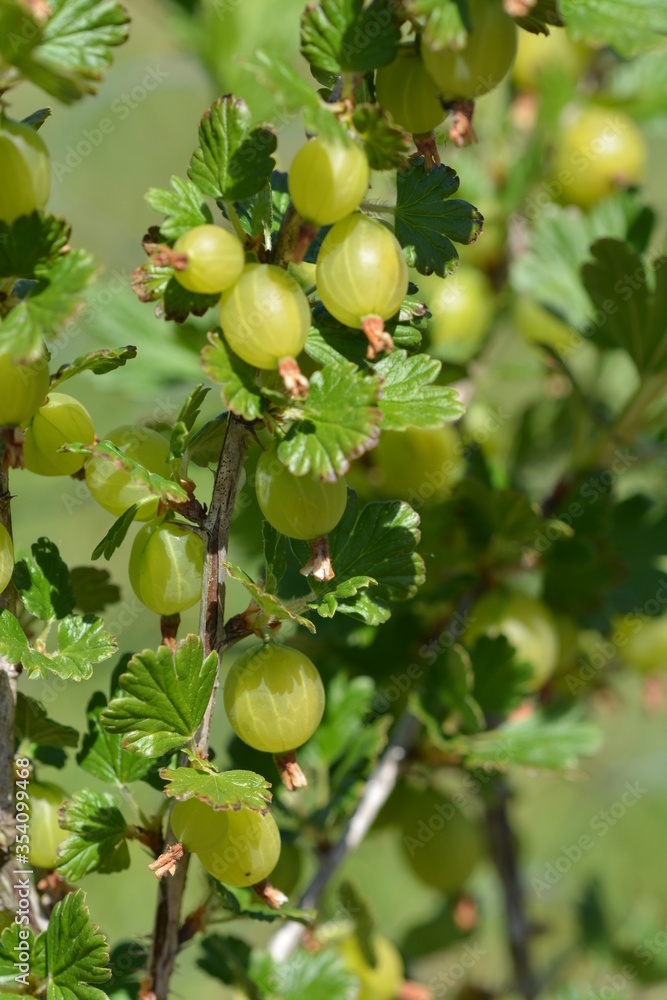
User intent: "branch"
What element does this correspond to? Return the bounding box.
[0,465,20,917]
[147,415,250,1000]
[483,776,536,1000]
[267,711,421,962]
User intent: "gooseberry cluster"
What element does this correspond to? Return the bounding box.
[375,0,518,135]
[170,796,281,888]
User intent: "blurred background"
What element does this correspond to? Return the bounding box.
[7,1,667,996]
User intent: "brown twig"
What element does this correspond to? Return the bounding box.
[146,416,250,1000]
[0,467,21,918]
[484,777,536,999]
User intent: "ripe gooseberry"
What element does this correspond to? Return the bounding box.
[339,934,404,1000]
[371,426,465,504]
[512,27,590,91]
[219,264,311,369]
[170,797,230,855]
[255,442,347,540]
[224,642,325,754]
[197,807,281,888]
[375,48,445,135]
[0,524,14,594]
[288,137,370,226]
[128,520,204,616]
[398,786,484,894]
[464,589,559,690]
[173,224,245,295]
[316,213,408,331]
[0,352,49,429]
[424,266,494,362]
[421,0,518,100]
[612,613,667,674]
[85,425,171,521]
[23,392,95,477]
[0,117,51,224]
[553,106,646,209]
[29,781,68,869]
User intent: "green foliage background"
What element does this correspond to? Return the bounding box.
[5,0,667,997]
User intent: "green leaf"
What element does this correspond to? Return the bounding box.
[0,250,97,362]
[23,614,118,681]
[169,384,211,463]
[509,195,652,331]
[262,522,287,595]
[253,949,357,1000]
[69,566,121,614]
[78,691,154,785]
[146,176,214,242]
[0,923,46,985]
[563,0,667,57]
[410,645,485,739]
[514,0,563,34]
[131,259,221,324]
[302,673,390,821]
[57,789,130,880]
[91,504,140,562]
[276,362,382,481]
[65,440,188,507]
[222,561,316,633]
[453,710,603,771]
[188,96,277,203]
[395,160,483,277]
[46,889,110,999]
[306,304,423,367]
[470,636,535,718]
[374,349,464,430]
[201,331,266,421]
[186,414,228,469]
[49,345,137,390]
[295,493,425,624]
[582,239,667,374]
[0,609,29,663]
[14,537,75,620]
[0,0,129,104]
[301,0,401,75]
[101,636,218,757]
[247,51,349,143]
[14,692,78,756]
[351,103,410,171]
[0,213,70,279]
[160,766,272,813]
[453,480,544,566]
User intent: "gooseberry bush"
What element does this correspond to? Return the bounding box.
[1,1,667,999]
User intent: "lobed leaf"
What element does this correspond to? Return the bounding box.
[276,362,382,481]
[160,766,272,813]
[374,349,464,430]
[200,331,266,421]
[45,889,111,999]
[146,175,214,242]
[57,789,130,880]
[395,159,483,277]
[14,537,75,621]
[188,96,277,203]
[101,636,218,757]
